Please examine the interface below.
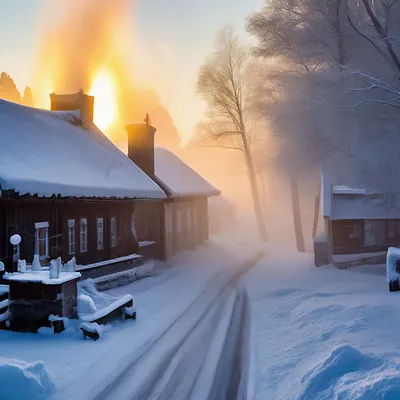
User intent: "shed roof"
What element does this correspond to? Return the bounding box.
[154,147,220,198]
[0,99,165,199]
[320,167,400,220]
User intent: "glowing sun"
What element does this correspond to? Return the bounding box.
[89,67,118,132]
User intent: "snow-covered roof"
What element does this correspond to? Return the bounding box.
[331,194,400,220]
[154,147,220,198]
[0,99,165,199]
[321,168,400,220]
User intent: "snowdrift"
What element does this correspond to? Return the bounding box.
[0,358,55,400]
[298,345,400,399]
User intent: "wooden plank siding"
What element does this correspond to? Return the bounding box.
[135,200,165,260]
[331,219,400,255]
[0,195,212,268]
[161,197,210,260]
[0,198,164,271]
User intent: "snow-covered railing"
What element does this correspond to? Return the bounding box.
[92,262,156,291]
[76,254,142,272]
[0,299,8,311]
[139,241,156,248]
[0,311,9,324]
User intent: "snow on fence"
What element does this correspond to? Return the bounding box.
[91,262,156,292]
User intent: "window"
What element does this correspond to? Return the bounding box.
[97,218,104,250]
[80,218,88,253]
[365,220,386,246]
[110,217,117,247]
[349,225,362,240]
[131,213,137,240]
[187,207,192,230]
[35,222,49,259]
[68,219,76,255]
[176,209,182,234]
[388,221,397,241]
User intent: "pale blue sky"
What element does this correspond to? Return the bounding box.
[0,0,262,139]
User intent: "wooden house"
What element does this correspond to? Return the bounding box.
[126,122,220,260]
[0,93,166,272]
[320,170,400,266]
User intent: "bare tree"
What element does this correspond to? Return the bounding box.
[196,28,268,241]
[246,0,348,251]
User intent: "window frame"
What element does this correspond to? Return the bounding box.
[97,217,104,251]
[387,220,398,242]
[68,219,76,256]
[80,217,88,253]
[131,213,137,240]
[35,221,49,260]
[348,225,362,240]
[110,216,117,248]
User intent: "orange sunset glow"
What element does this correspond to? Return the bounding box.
[32,0,134,140]
[89,67,119,132]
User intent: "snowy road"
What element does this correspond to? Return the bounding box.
[92,255,259,400]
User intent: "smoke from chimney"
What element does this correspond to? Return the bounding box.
[32,0,182,150]
[34,0,132,94]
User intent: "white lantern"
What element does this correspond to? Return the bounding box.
[10,234,21,246]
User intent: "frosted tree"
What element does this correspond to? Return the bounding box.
[247,0,400,247]
[246,0,351,250]
[196,28,268,241]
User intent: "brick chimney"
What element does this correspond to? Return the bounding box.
[50,91,94,126]
[126,119,156,177]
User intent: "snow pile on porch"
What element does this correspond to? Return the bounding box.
[154,147,220,198]
[0,99,165,199]
[0,358,55,400]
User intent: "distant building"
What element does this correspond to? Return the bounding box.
[319,170,400,267]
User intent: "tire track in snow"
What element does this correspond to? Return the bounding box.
[91,254,261,400]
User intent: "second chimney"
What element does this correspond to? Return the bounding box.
[50,91,94,127]
[126,121,156,177]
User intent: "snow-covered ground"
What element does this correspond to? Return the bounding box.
[2,226,400,399]
[0,235,261,400]
[243,245,400,400]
